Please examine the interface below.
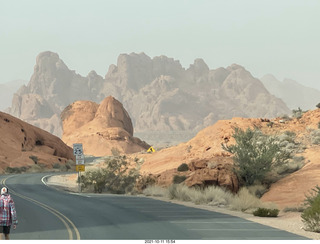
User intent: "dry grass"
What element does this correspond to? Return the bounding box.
[143,184,277,213]
[142,185,167,197]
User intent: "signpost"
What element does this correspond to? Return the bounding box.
[73,143,85,193]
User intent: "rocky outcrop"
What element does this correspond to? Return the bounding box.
[7,51,104,136]
[7,51,291,146]
[0,111,75,173]
[61,96,150,156]
[185,158,238,192]
[154,158,238,192]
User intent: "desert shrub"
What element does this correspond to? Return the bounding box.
[168,184,192,201]
[310,129,320,145]
[52,163,61,169]
[177,163,189,172]
[253,208,279,217]
[301,186,320,232]
[29,155,38,164]
[229,188,263,212]
[318,122,320,129]
[283,206,305,213]
[204,186,233,206]
[303,185,320,207]
[143,185,167,197]
[79,155,140,194]
[316,103,320,109]
[247,184,268,198]
[5,166,27,174]
[276,156,304,175]
[292,107,304,119]
[301,195,320,232]
[222,127,292,186]
[135,174,156,193]
[167,184,235,207]
[65,160,75,171]
[172,175,187,184]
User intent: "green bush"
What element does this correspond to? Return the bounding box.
[5,166,27,174]
[301,195,320,232]
[253,208,279,217]
[292,107,304,119]
[172,175,187,184]
[310,130,320,145]
[143,185,167,197]
[301,186,320,232]
[80,155,140,194]
[52,163,61,169]
[222,127,292,186]
[177,163,189,172]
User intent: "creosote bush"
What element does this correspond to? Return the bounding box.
[5,166,27,174]
[172,175,187,184]
[177,163,189,172]
[301,186,320,232]
[222,127,292,186]
[253,208,279,217]
[79,155,140,194]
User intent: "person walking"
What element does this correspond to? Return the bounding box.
[0,187,18,240]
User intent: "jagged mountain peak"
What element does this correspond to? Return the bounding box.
[7,51,291,143]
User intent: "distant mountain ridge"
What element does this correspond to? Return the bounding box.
[0,79,28,111]
[261,74,320,110]
[7,51,290,144]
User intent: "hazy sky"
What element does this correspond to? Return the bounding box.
[1,0,320,89]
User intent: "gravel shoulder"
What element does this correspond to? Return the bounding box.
[46,173,320,240]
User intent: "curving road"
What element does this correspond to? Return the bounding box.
[0,173,309,240]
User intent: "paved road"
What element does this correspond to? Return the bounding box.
[0,173,309,240]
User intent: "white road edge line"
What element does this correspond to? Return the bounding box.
[41,175,91,198]
[41,175,51,186]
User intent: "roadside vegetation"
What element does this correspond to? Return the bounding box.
[301,186,320,232]
[79,154,142,194]
[143,126,307,219]
[222,127,304,187]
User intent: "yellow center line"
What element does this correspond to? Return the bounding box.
[3,176,80,240]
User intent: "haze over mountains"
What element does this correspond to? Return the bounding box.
[0,80,27,111]
[261,74,320,111]
[3,51,317,146]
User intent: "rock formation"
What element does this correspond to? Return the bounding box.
[8,51,104,136]
[139,108,320,207]
[0,111,75,173]
[7,51,290,147]
[61,96,150,156]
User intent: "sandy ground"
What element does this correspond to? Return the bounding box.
[46,173,320,240]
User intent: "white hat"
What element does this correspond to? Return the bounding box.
[1,187,8,195]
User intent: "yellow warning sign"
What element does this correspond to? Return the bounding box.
[147,146,155,153]
[76,165,85,172]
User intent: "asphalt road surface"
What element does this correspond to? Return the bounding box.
[0,173,309,240]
